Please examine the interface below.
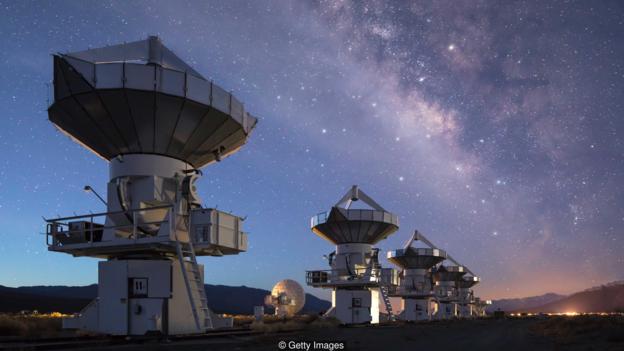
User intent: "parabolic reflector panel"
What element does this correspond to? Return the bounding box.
[433,265,467,282]
[457,276,480,288]
[387,247,447,269]
[48,38,257,168]
[311,207,399,245]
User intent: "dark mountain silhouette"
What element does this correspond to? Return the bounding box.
[488,293,566,312]
[201,284,330,315]
[0,285,92,313]
[0,284,330,315]
[519,283,624,313]
[1,284,98,300]
[5,281,621,315]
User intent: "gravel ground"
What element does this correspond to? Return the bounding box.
[4,317,623,351]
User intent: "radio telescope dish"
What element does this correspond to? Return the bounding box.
[265,279,306,317]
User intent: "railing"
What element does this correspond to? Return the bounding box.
[46,205,175,247]
[305,268,379,285]
[434,288,459,301]
[388,247,445,259]
[310,212,329,227]
[306,270,330,285]
[394,286,434,296]
[306,267,398,286]
[51,58,252,133]
[310,209,399,227]
[457,293,476,304]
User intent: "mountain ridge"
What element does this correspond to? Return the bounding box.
[518,283,624,313]
[488,281,624,313]
[0,284,330,315]
[487,292,566,312]
[3,281,623,315]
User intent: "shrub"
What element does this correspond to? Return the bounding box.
[0,314,63,337]
[0,315,28,336]
[249,314,340,333]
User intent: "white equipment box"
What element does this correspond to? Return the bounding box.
[190,208,248,252]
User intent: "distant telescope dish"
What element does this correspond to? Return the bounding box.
[265,279,306,317]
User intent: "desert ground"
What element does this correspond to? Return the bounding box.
[1,315,623,350]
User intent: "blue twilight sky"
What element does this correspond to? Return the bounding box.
[0,1,623,300]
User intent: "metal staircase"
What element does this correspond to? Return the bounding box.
[380,285,396,321]
[175,238,213,331]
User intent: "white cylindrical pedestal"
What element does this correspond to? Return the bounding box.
[329,288,380,324]
[109,154,193,180]
[401,298,431,321]
[434,281,457,319]
[331,243,373,277]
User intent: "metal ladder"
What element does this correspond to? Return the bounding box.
[379,285,396,321]
[175,238,213,331]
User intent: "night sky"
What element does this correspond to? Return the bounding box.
[0,1,623,300]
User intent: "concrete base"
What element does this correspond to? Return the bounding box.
[327,289,380,324]
[399,298,432,321]
[435,302,458,319]
[62,259,230,335]
[459,304,475,318]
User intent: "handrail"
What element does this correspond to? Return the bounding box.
[46,204,175,247]
[311,209,399,227]
[50,219,169,232]
[44,204,173,223]
[306,267,397,285]
[306,268,382,276]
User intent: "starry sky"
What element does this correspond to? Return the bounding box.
[0,1,623,300]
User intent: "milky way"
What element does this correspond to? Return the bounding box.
[0,1,622,299]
